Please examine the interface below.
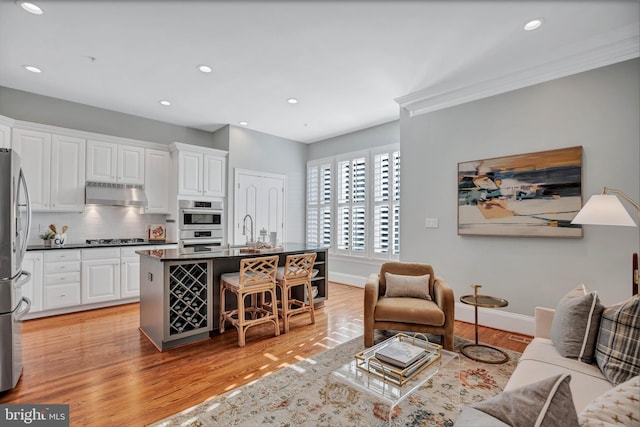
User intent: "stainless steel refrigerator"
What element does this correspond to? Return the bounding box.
[0,148,32,392]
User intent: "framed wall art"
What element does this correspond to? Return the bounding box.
[457,146,583,238]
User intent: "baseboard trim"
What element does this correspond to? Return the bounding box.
[330,272,365,288]
[455,303,534,336]
[329,273,535,336]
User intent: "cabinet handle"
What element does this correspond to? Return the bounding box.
[60,294,66,297]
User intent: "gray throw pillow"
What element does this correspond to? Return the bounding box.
[595,295,640,386]
[470,374,579,427]
[550,284,604,363]
[384,272,432,300]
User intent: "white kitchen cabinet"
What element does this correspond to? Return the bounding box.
[144,148,171,214]
[12,129,85,212]
[50,135,86,211]
[203,154,226,197]
[0,123,11,149]
[177,150,202,196]
[42,250,81,309]
[81,248,121,304]
[86,140,117,182]
[171,142,227,198]
[120,246,145,299]
[118,145,145,184]
[22,252,43,314]
[86,140,144,184]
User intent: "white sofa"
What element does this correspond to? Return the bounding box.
[504,306,612,413]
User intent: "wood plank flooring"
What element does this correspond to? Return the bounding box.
[0,283,531,426]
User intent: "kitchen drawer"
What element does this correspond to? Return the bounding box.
[44,271,81,285]
[82,247,121,260]
[44,261,80,274]
[120,246,148,258]
[44,250,81,262]
[43,282,81,309]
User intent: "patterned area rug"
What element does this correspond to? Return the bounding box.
[150,335,520,427]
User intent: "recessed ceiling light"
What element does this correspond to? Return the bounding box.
[17,1,43,15]
[524,18,543,31]
[238,121,248,126]
[198,65,212,73]
[287,98,299,104]
[23,65,41,73]
[159,100,171,106]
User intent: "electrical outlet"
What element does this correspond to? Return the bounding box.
[425,218,439,228]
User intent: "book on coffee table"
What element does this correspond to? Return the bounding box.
[374,340,427,369]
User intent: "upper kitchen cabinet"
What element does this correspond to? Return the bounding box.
[144,148,171,214]
[86,140,145,185]
[12,129,86,212]
[0,123,11,149]
[170,142,227,198]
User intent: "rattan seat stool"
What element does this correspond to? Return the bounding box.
[276,252,317,333]
[220,255,280,347]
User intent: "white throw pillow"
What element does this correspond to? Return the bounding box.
[578,375,640,427]
[384,272,432,300]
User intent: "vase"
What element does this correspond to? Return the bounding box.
[44,240,52,248]
[52,233,66,248]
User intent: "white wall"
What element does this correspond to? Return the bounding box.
[226,125,308,244]
[400,59,639,325]
[308,120,399,160]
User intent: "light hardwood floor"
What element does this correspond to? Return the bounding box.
[0,283,531,426]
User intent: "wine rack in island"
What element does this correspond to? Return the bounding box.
[167,262,209,336]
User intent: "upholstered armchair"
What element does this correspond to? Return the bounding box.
[364,262,455,350]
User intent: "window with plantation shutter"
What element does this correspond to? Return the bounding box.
[373,149,400,257]
[306,144,399,260]
[306,162,332,247]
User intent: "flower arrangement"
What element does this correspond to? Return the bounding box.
[39,230,55,241]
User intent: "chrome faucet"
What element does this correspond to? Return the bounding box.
[242,214,254,243]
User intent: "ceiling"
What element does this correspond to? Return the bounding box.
[1,1,638,143]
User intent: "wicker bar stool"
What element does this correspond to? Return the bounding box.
[276,252,317,333]
[219,255,280,347]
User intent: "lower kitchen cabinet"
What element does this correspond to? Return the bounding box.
[24,243,179,318]
[22,252,43,313]
[81,248,121,304]
[43,250,81,310]
[120,246,144,299]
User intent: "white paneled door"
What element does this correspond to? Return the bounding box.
[234,169,286,245]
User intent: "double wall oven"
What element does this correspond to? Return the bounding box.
[178,200,224,249]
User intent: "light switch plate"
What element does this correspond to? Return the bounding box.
[425,218,439,228]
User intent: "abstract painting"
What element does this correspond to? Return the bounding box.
[458,146,583,238]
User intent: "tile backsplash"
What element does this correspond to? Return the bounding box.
[29,205,167,245]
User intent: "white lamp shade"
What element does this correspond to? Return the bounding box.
[571,195,637,226]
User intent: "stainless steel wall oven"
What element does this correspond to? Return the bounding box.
[178,200,223,248]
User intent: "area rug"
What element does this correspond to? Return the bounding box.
[150,336,520,427]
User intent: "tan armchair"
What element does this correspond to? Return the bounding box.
[364,262,455,350]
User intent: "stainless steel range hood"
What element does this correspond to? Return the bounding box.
[85,182,148,207]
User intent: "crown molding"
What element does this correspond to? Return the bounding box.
[396,26,640,117]
[0,115,16,127]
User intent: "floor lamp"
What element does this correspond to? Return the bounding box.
[571,187,639,296]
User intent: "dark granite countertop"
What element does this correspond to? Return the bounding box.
[27,241,177,251]
[136,243,328,262]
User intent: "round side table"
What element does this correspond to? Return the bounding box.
[459,284,509,364]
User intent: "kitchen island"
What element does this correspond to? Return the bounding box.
[136,244,328,351]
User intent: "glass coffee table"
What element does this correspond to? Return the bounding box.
[328,334,460,420]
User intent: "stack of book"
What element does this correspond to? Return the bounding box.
[356,334,441,385]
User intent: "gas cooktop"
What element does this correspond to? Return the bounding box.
[85,238,147,246]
